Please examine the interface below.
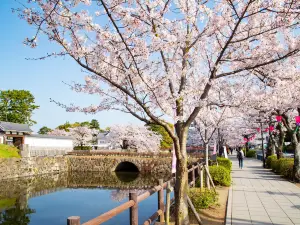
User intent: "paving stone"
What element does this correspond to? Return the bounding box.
[270,216,293,224]
[290,218,300,224]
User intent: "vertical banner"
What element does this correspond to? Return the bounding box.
[223,146,228,159]
[172,148,176,174]
[213,140,217,155]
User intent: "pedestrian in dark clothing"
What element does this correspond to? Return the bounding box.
[230,147,233,155]
[237,149,244,169]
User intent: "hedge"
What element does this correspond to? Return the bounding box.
[271,158,280,172]
[267,155,294,179]
[217,157,232,171]
[188,188,219,209]
[266,155,277,168]
[74,146,92,150]
[278,158,294,179]
[246,150,256,158]
[209,165,231,187]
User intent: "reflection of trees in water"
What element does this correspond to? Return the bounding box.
[110,189,146,202]
[0,205,35,225]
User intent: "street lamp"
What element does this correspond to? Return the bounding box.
[257,111,266,168]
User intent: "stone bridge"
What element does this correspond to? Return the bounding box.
[67,155,200,175]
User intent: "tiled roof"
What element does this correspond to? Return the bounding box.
[97,131,110,139]
[29,134,73,140]
[0,121,32,133]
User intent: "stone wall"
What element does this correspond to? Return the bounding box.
[0,155,201,180]
[0,157,68,180]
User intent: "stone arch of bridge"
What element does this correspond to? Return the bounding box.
[113,160,140,173]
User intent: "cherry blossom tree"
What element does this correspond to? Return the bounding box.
[18,0,300,223]
[48,129,69,136]
[258,68,300,180]
[69,126,98,149]
[109,124,161,153]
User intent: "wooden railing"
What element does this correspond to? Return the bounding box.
[66,161,215,225]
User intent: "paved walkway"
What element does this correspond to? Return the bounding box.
[226,155,300,225]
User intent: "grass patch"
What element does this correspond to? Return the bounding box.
[0,144,20,158]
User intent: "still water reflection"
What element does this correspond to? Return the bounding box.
[0,172,172,225]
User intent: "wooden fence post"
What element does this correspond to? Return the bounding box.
[192,165,195,187]
[166,181,171,225]
[129,192,138,225]
[67,216,80,225]
[158,179,165,223]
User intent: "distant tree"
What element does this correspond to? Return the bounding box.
[90,119,100,130]
[57,121,92,131]
[0,90,39,125]
[57,122,72,131]
[147,124,173,149]
[71,122,81,128]
[80,121,90,127]
[48,129,68,136]
[38,126,52,135]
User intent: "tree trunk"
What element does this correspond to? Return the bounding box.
[267,134,276,157]
[291,133,300,182]
[205,142,209,166]
[174,127,189,225]
[294,143,300,182]
[276,124,284,159]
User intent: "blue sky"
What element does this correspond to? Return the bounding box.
[0,0,139,132]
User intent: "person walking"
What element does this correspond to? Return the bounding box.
[237,149,244,169]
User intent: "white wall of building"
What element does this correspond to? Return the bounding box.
[97,139,111,148]
[0,135,3,144]
[24,136,73,148]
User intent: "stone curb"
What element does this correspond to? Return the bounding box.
[225,185,233,225]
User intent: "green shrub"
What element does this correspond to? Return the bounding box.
[74,146,92,150]
[271,158,280,172]
[278,158,294,179]
[246,150,256,158]
[266,155,277,168]
[0,144,20,158]
[188,188,219,209]
[217,157,232,171]
[209,165,231,187]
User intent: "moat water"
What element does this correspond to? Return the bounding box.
[0,172,172,225]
